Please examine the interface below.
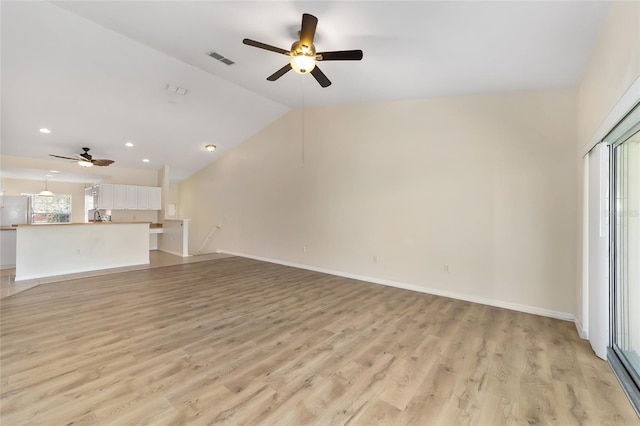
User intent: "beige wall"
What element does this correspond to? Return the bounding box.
[578,1,640,146]
[575,1,640,330]
[1,178,87,223]
[180,89,578,316]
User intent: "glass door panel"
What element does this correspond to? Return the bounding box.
[613,129,640,377]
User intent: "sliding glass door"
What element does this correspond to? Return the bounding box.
[608,104,640,414]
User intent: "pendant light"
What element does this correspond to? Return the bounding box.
[39,180,54,197]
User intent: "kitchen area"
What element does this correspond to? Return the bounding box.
[85,183,163,249]
[0,180,190,283]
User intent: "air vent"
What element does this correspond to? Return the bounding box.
[207,51,235,66]
[165,84,189,96]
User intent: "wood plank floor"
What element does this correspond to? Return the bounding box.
[0,251,232,299]
[1,256,637,425]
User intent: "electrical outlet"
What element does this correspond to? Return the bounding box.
[444,264,451,273]
[75,249,81,255]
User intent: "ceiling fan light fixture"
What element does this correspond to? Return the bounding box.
[290,54,316,74]
[78,160,93,167]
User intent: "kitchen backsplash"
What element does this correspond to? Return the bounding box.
[109,209,158,223]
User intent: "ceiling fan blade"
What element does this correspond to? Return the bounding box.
[242,38,290,55]
[317,50,363,61]
[92,159,114,167]
[299,13,318,47]
[267,63,292,81]
[310,65,331,88]
[49,154,77,161]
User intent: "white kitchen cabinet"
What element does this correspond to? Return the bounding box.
[137,186,150,210]
[114,185,138,210]
[126,185,138,209]
[85,184,113,211]
[113,184,128,209]
[85,187,95,211]
[95,184,114,209]
[135,186,161,210]
[149,187,161,210]
[94,184,161,211]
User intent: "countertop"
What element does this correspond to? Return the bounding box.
[88,221,163,228]
[15,222,155,227]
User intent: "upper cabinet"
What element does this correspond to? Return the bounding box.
[137,186,150,210]
[126,185,138,209]
[149,187,161,210]
[89,184,161,210]
[88,184,114,210]
[137,186,161,210]
[113,184,128,209]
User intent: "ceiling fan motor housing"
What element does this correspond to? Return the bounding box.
[290,41,316,74]
[80,147,92,161]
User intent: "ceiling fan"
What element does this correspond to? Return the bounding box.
[49,147,114,167]
[243,13,363,88]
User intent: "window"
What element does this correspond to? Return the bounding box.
[23,194,72,224]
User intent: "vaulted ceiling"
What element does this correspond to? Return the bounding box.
[1,1,611,182]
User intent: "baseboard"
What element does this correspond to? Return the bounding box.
[219,250,575,322]
[158,248,190,258]
[575,318,588,339]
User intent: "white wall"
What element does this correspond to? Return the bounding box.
[575,1,640,333]
[180,89,578,317]
[158,219,189,257]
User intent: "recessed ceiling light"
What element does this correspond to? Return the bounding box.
[49,170,60,174]
[125,142,134,147]
[142,159,150,163]
[39,128,51,134]
[205,144,216,152]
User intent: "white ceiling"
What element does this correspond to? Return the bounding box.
[1,1,610,183]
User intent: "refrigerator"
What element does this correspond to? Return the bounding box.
[0,195,30,269]
[0,195,31,226]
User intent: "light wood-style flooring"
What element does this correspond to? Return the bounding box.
[1,257,637,425]
[0,251,231,299]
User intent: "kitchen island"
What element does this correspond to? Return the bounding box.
[15,222,150,281]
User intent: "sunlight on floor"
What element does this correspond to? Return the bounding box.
[0,251,232,299]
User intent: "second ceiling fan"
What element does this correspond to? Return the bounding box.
[243,13,363,88]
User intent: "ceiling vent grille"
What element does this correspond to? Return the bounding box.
[207,51,235,65]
